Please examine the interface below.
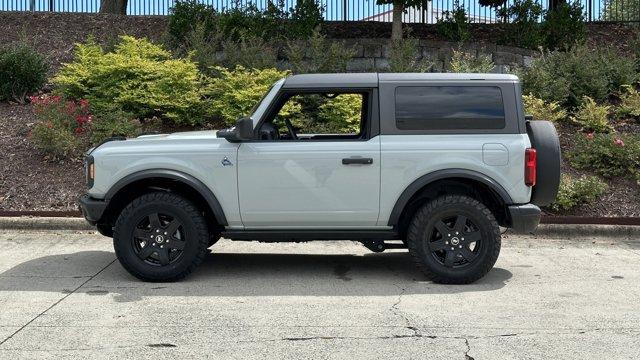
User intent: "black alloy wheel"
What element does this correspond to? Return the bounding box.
[113,192,209,282]
[427,214,483,268]
[132,212,187,266]
[406,195,501,284]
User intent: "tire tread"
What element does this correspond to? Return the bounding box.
[113,192,209,282]
[406,195,501,284]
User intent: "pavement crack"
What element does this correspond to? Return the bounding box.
[390,286,421,337]
[0,259,116,347]
[463,337,474,360]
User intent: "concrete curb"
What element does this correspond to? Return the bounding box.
[1,217,640,240]
[514,224,640,240]
[0,217,94,231]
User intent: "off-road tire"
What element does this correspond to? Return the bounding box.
[406,195,501,284]
[113,192,209,282]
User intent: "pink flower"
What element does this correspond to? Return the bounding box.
[586,132,594,140]
[614,138,625,147]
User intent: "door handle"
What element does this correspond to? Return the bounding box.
[342,157,373,165]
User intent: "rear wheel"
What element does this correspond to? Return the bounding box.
[113,192,209,282]
[406,195,500,284]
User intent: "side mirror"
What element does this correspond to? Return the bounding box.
[217,117,254,142]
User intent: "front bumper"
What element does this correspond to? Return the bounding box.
[508,204,541,234]
[78,195,108,225]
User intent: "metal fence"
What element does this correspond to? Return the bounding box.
[0,0,638,22]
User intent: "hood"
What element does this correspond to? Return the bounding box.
[89,129,227,156]
[136,130,220,140]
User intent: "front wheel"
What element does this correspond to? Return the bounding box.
[113,192,210,282]
[406,195,501,284]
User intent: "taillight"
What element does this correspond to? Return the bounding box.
[525,148,537,187]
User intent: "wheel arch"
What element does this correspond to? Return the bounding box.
[100,169,228,235]
[388,169,513,236]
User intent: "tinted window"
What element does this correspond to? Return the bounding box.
[395,86,505,130]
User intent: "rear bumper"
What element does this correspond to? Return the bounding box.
[508,204,541,234]
[78,195,108,225]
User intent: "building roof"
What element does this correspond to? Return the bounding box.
[283,73,518,88]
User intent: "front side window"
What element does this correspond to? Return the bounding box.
[258,91,368,141]
[395,86,505,131]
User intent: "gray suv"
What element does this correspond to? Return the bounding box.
[79,73,561,284]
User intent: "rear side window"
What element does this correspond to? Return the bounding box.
[395,86,505,130]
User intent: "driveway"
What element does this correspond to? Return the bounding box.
[0,229,638,359]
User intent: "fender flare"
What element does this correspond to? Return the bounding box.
[387,169,513,226]
[105,169,228,226]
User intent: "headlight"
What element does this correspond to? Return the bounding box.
[85,155,95,189]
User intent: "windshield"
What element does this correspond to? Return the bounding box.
[249,78,286,126]
[250,84,274,115]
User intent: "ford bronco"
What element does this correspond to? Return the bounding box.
[79,73,561,284]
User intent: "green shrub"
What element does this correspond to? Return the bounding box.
[289,0,325,38]
[90,106,139,144]
[29,95,91,160]
[571,96,613,133]
[286,29,355,73]
[449,49,494,73]
[0,43,48,103]
[436,1,471,42]
[522,45,637,108]
[183,22,223,73]
[169,0,323,45]
[167,0,217,46]
[221,35,278,70]
[203,66,292,125]
[550,175,608,211]
[53,36,204,125]
[497,0,545,50]
[542,1,586,51]
[317,94,362,133]
[522,94,567,122]
[568,132,640,178]
[617,85,640,118]
[387,38,432,72]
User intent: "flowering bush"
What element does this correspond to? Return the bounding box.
[29,95,92,160]
[550,174,608,211]
[568,132,640,178]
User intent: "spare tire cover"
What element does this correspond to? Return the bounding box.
[526,120,561,206]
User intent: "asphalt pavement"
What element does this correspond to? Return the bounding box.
[0,229,638,359]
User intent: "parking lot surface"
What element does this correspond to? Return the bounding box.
[0,229,638,359]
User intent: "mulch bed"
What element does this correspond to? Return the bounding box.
[0,102,84,211]
[1,101,639,217]
[545,120,640,217]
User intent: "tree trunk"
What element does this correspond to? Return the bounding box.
[391,2,404,41]
[99,0,128,14]
[548,0,566,11]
